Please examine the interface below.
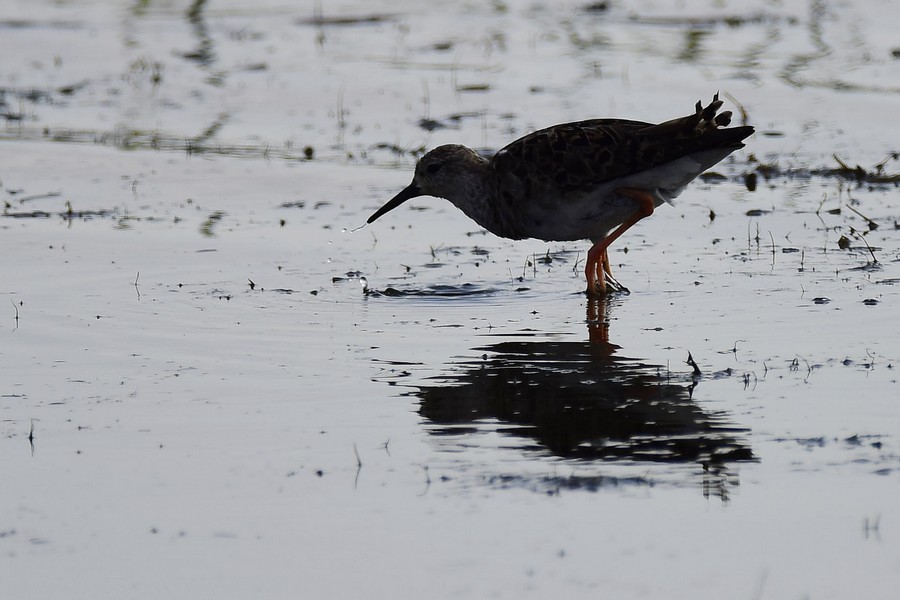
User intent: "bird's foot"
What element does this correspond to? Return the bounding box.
[586,275,629,297]
[603,272,629,294]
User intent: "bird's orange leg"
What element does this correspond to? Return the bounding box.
[600,250,627,292]
[584,187,656,296]
[601,251,612,279]
[585,244,607,295]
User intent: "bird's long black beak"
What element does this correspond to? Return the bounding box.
[367,183,422,224]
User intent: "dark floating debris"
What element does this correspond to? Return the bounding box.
[297,14,395,26]
[0,124,319,161]
[0,19,82,30]
[699,172,728,183]
[57,80,90,95]
[364,283,499,298]
[2,210,52,219]
[455,83,491,93]
[628,12,796,28]
[199,211,225,237]
[369,142,426,158]
[748,153,900,186]
[16,191,62,203]
[743,172,758,191]
[2,207,114,219]
[416,112,484,133]
[418,118,447,132]
[583,1,610,12]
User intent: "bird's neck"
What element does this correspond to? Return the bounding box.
[440,159,502,235]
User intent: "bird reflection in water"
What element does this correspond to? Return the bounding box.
[412,295,754,499]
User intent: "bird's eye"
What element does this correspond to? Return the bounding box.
[426,162,443,174]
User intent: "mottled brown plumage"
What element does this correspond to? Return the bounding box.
[368,94,754,295]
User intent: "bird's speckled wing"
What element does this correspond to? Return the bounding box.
[490,95,752,197]
[491,119,650,194]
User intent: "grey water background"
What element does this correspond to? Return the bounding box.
[2,1,899,598]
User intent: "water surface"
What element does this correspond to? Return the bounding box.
[2,0,899,598]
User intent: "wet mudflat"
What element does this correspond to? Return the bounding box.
[2,0,899,598]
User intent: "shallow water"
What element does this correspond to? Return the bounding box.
[2,0,900,598]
